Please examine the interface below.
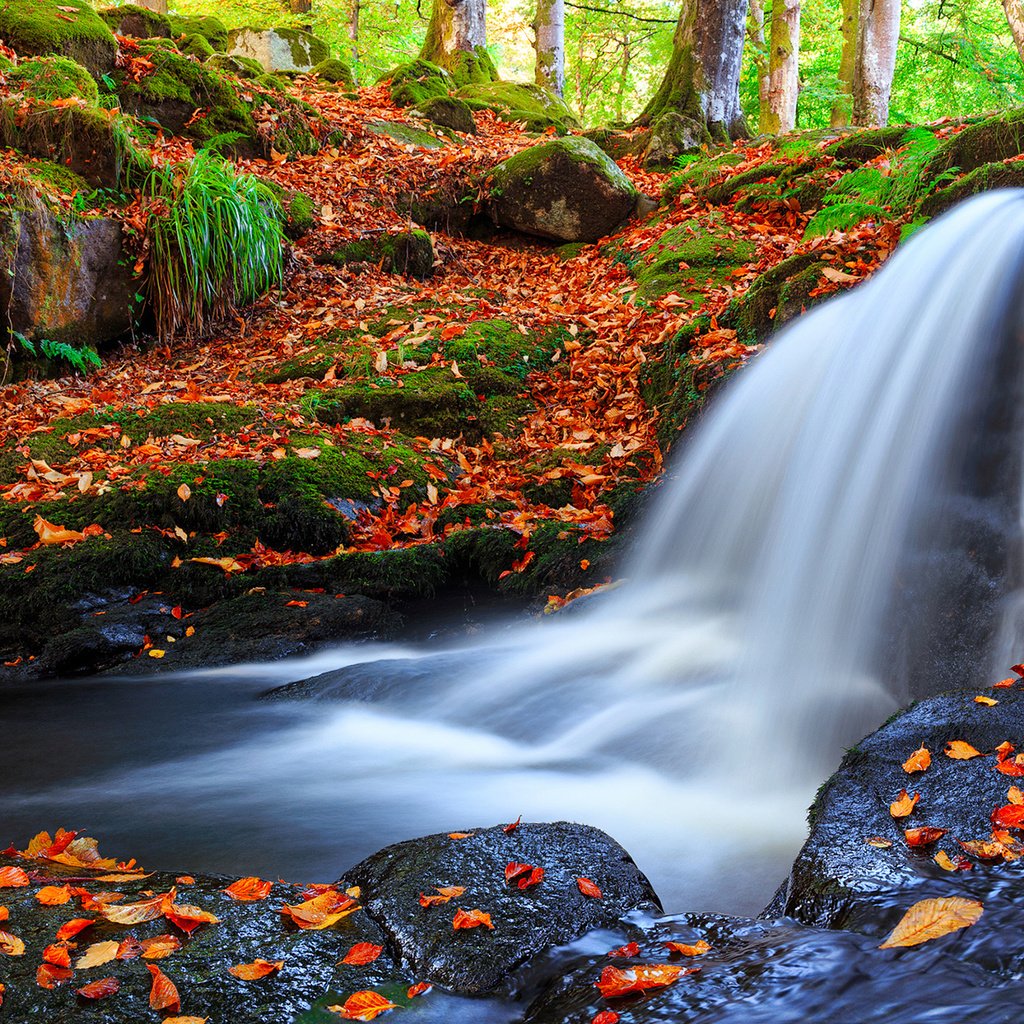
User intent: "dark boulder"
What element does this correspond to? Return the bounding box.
[416,95,477,134]
[317,229,435,279]
[340,821,661,994]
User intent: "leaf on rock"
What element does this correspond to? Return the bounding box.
[991,803,1024,829]
[889,790,920,818]
[945,740,983,760]
[0,930,25,956]
[664,939,711,957]
[418,886,465,907]
[228,959,284,980]
[57,919,95,941]
[577,877,602,899]
[36,963,74,988]
[76,940,120,969]
[878,897,983,949]
[148,964,181,1012]
[407,982,431,998]
[163,901,220,935]
[223,876,273,902]
[77,977,120,999]
[503,816,522,834]
[281,889,359,930]
[902,746,931,773]
[329,990,399,1020]
[0,867,29,888]
[141,934,182,959]
[607,942,639,958]
[43,943,72,967]
[35,884,72,905]
[340,943,383,965]
[592,1013,620,1024]
[974,695,998,707]
[452,908,494,930]
[904,827,947,847]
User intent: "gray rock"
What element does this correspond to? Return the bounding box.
[227,26,329,73]
[340,821,661,994]
[416,95,477,135]
[487,137,639,242]
[641,111,711,170]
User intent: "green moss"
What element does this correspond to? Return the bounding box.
[445,320,568,380]
[181,33,215,59]
[414,95,476,134]
[457,81,578,131]
[21,158,91,198]
[261,179,316,239]
[7,56,98,105]
[581,127,636,160]
[98,4,170,38]
[824,124,913,163]
[383,59,454,108]
[703,158,815,205]
[917,159,1024,219]
[205,54,262,79]
[0,0,117,76]
[319,230,434,279]
[727,251,822,343]
[366,118,447,150]
[273,26,330,67]
[168,14,228,52]
[312,57,354,87]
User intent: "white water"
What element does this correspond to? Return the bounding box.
[11,193,1024,913]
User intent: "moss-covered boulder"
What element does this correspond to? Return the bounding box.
[457,81,578,132]
[98,3,170,38]
[487,137,639,242]
[726,251,824,342]
[167,13,228,52]
[0,0,117,76]
[823,124,912,163]
[312,56,355,87]
[0,100,126,188]
[703,158,816,205]
[366,118,447,149]
[917,159,1024,219]
[204,52,264,79]
[582,126,638,160]
[640,110,711,170]
[415,95,476,134]
[180,32,215,59]
[383,58,454,108]
[317,229,435,279]
[6,56,99,105]
[263,180,316,239]
[227,26,329,73]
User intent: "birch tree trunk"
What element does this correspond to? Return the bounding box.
[1003,0,1024,63]
[852,0,900,125]
[747,0,770,132]
[348,0,360,83]
[534,0,565,96]
[764,0,800,134]
[637,0,750,140]
[419,0,497,84]
[831,0,858,126]
[615,31,632,123]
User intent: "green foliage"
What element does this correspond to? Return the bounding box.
[13,332,101,373]
[7,57,99,105]
[143,149,284,342]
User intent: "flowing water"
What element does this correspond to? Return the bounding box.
[6,192,1024,916]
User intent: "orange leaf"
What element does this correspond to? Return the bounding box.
[608,942,640,957]
[518,866,544,889]
[141,934,182,959]
[905,827,947,847]
[329,990,399,1019]
[0,867,29,888]
[593,1013,620,1024]
[934,851,971,872]
[407,982,431,998]
[0,907,6,921]
[0,930,25,956]
[577,877,602,899]
[889,790,920,818]
[505,862,532,883]
[503,815,522,833]
[96,892,166,925]
[77,977,120,999]
[281,889,359,930]
[36,963,73,988]
[595,963,687,998]
[996,741,1016,762]
[42,943,71,967]
[116,936,143,959]
[975,695,998,707]
[340,943,382,965]
[228,959,284,980]
[994,678,1016,688]
[163,1018,209,1024]
[163,901,219,935]
[223,876,273,902]
[945,740,983,759]
[996,758,1024,777]
[902,746,931,773]
[148,964,181,1012]
[447,833,472,840]
[75,940,120,969]
[418,886,465,907]
[878,897,983,949]
[453,908,494,930]
[33,515,87,546]
[664,939,711,956]
[35,884,72,905]
[57,918,95,941]
[992,803,1024,828]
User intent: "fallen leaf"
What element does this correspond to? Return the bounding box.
[866,837,894,848]
[503,815,522,833]
[890,790,920,818]
[33,515,86,546]
[934,850,971,872]
[140,934,182,959]
[448,833,473,840]
[281,889,359,930]
[407,981,431,998]
[878,897,983,948]
[228,959,284,980]
[607,942,640,958]
[57,919,95,941]
[577,877,602,899]
[77,977,120,999]
[596,963,687,998]
[903,746,931,773]
[43,942,71,967]
[991,803,1024,828]
[0,867,29,888]
[905,826,947,847]
[452,908,494,930]
[177,484,192,502]
[329,990,399,1019]
[96,892,166,925]
[664,939,711,956]
[0,930,25,956]
[224,877,273,902]
[975,695,998,707]
[76,940,120,969]
[340,943,383,966]
[419,886,465,907]
[37,963,74,988]
[945,740,983,759]
[163,901,220,935]
[148,964,181,1012]
[35,884,72,905]
[592,1013,620,1024]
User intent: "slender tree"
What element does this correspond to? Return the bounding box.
[1003,0,1024,63]
[831,0,858,126]
[534,0,566,96]
[764,0,800,133]
[852,0,900,125]
[636,0,750,140]
[419,0,497,83]
[348,0,360,83]
[747,0,771,130]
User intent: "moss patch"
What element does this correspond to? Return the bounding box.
[366,118,447,150]
[181,33,215,59]
[457,81,578,131]
[98,4,170,39]
[168,14,228,52]
[0,0,117,76]
[318,230,435,279]
[383,59,454,108]
[7,56,98,105]
[917,159,1024,219]
[312,57,354,87]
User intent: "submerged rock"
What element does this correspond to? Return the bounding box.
[486,137,640,242]
[340,822,661,994]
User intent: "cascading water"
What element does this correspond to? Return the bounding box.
[6,192,1024,915]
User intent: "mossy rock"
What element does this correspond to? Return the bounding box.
[206,53,265,79]
[6,56,98,105]
[703,158,815,205]
[181,32,215,59]
[822,124,911,162]
[168,13,228,52]
[312,56,354,87]
[457,81,578,131]
[366,118,448,149]
[98,3,170,38]
[733,163,833,215]
[318,229,435,279]
[917,159,1024,219]
[0,0,117,76]
[415,95,476,134]
[725,250,823,343]
[664,148,745,200]
[437,319,568,380]
[19,158,92,199]
[383,58,454,108]
[923,108,1024,179]
[0,99,126,188]
[263,180,316,239]
[487,136,638,242]
[431,45,498,87]
[226,26,329,73]
[641,111,711,170]
[582,127,638,161]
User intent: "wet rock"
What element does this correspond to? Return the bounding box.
[781,686,1024,974]
[725,251,824,342]
[521,911,1024,1023]
[640,111,711,170]
[340,822,661,995]
[918,159,1024,219]
[227,26,329,73]
[486,137,639,243]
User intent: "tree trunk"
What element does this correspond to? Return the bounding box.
[534,0,565,96]
[747,0,770,132]
[852,0,900,125]
[764,0,799,133]
[348,0,360,83]
[636,0,750,141]
[615,31,632,123]
[288,0,311,13]
[1003,0,1024,64]
[831,0,858,126]
[419,0,496,83]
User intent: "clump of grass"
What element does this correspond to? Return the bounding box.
[144,149,284,342]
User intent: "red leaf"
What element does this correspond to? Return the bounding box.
[330,990,399,1020]
[905,827,947,847]
[505,862,532,883]
[77,977,120,999]
[577,877,602,898]
[592,1013,620,1024]
[453,908,494,930]
[992,804,1024,829]
[147,964,180,1012]
[518,866,544,889]
[407,981,432,998]
[223,876,273,902]
[56,919,95,941]
[607,942,639,958]
[341,942,383,965]
[595,963,688,998]
[36,963,74,989]
[503,816,522,834]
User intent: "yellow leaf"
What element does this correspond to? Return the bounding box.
[945,740,983,760]
[177,484,192,502]
[878,897,983,949]
[975,695,998,706]
[76,940,120,969]
[148,649,166,659]
[190,556,244,574]
[0,930,25,956]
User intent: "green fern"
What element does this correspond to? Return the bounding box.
[11,333,101,372]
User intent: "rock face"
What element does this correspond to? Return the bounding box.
[641,111,712,170]
[0,0,118,76]
[416,95,477,134]
[227,26,330,73]
[0,201,136,349]
[487,137,639,242]
[340,822,661,994]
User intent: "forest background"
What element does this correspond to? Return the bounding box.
[169,0,1024,130]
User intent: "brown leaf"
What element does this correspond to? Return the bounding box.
[878,897,983,948]
[76,977,120,999]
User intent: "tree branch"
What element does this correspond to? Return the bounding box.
[564,1,676,25]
